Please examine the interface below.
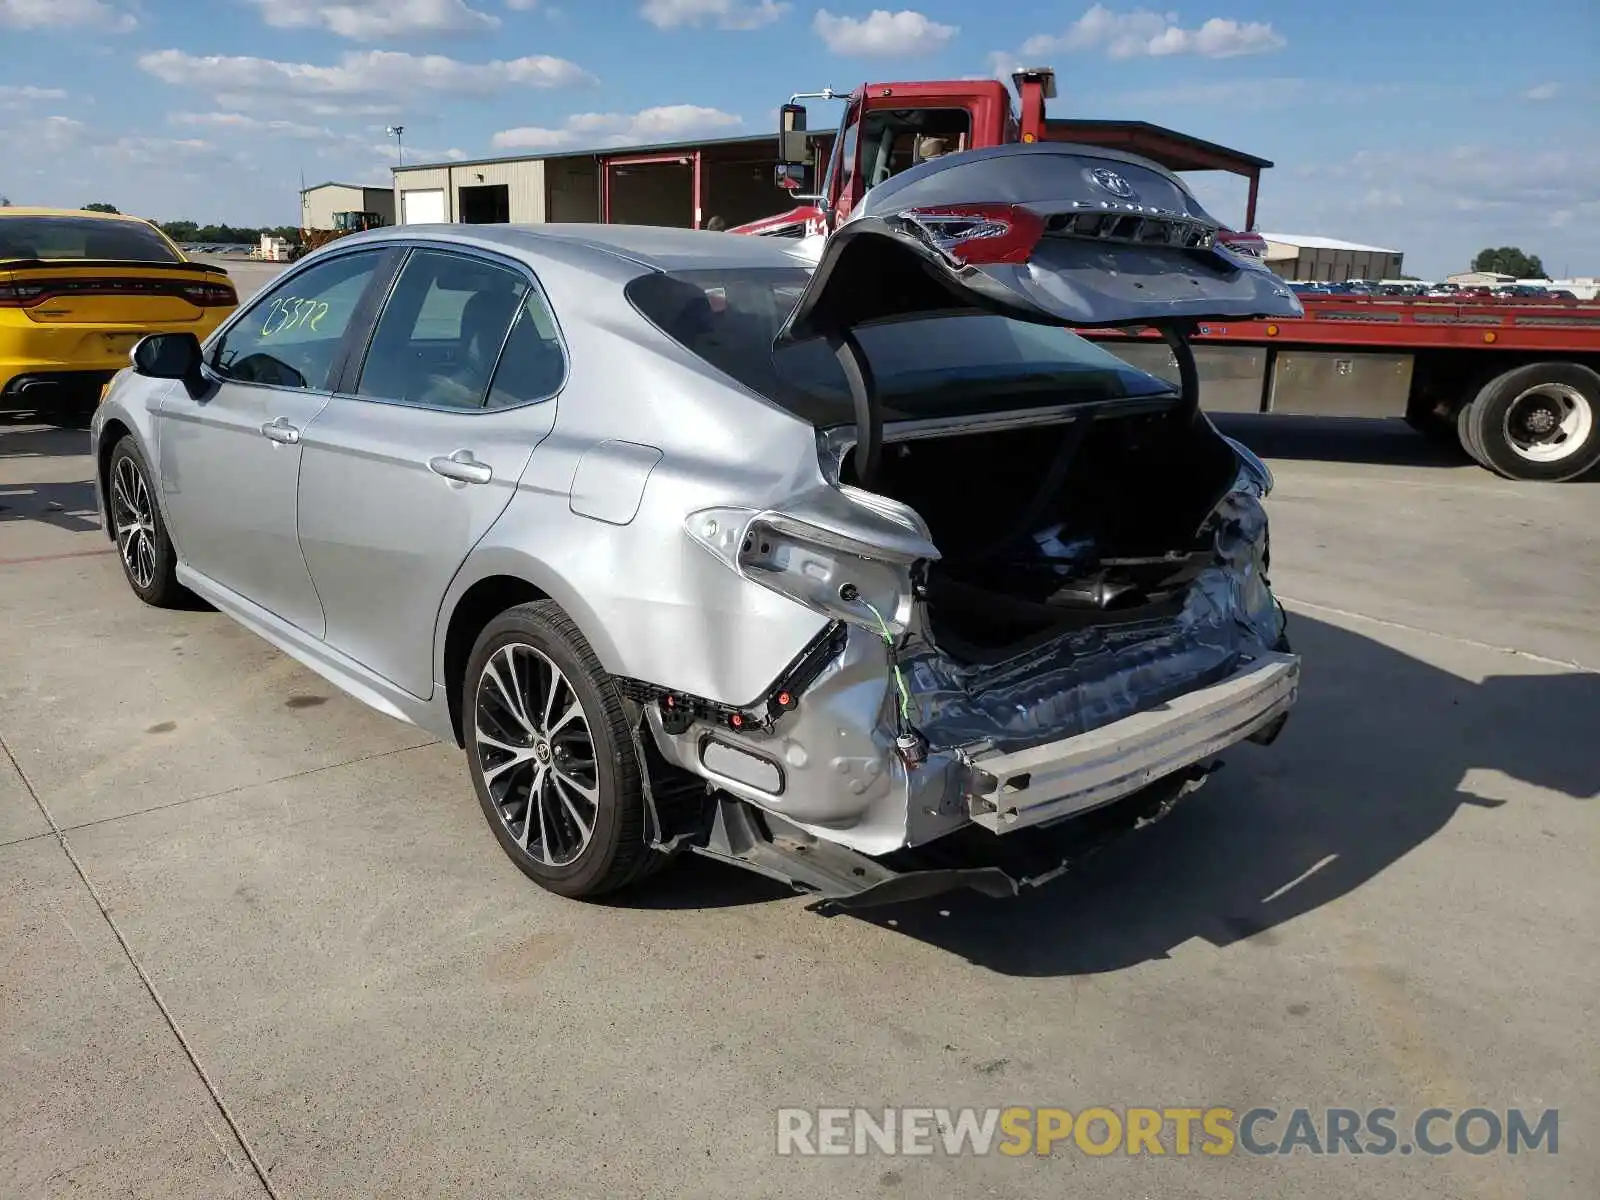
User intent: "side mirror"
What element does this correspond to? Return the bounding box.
[132,332,203,382]
[774,162,808,191]
[778,102,809,166]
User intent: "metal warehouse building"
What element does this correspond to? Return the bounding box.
[390,119,1276,235]
[300,182,397,231]
[392,133,797,231]
[1261,233,1404,283]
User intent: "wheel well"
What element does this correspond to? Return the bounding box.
[96,419,133,541]
[1410,352,1600,422]
[443,575,550,746]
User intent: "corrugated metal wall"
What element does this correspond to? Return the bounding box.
[452,160,545,223]
[394,168,451,223]
[302,185,364,231]
[393,162,547,224]
[547,159,599,222]
[360,188,396,226]
[1269,249,1405,283]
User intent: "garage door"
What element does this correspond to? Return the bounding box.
[401,189,447,224]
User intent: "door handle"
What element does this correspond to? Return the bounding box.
[261,417,301,445]
[428,449,493,485]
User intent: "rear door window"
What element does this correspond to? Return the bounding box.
[485,291,567,408]
[355,248,532,410]
[212,250,387,391]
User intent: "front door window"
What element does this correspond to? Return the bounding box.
[212,251,388,391]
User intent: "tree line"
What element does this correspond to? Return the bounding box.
[1471,247,1548,279]
[79,203,298,244]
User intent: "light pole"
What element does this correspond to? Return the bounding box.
[385,124,405,167]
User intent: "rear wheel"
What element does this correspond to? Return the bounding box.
[463,601,658,898]
[1464,363,1600,481]
[1455,399,1487,467]
[107,437,188,607]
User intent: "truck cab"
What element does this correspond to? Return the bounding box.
[735,68,1268,257]
[737,74,1041,239]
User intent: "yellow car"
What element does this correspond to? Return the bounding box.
[0,207,238,425]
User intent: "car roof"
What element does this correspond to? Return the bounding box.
[0,206,159,225]
[350,222,810,274]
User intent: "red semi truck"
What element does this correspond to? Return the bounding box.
[733,68,1600,482]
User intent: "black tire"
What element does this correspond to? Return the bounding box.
[1464,362,1600,482]
[1455,399,1488,468]
[106,436,188,607]
[463,600,658,898]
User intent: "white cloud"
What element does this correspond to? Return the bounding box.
[246,0,500,40]
[639,0,787,28]
[0,84,70,108]
[95,136,218,164]
[373,142,469,163]
[139,48,597,105]
[813,9,957,56]
[1261,144,1600,277]
[168,111,367,147]
[1023,5,1285,59]
[492,104,742,149]
[0,0,135,31]
[1522,82,1559,101]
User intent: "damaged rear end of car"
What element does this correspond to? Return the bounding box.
[633,143,1305,907]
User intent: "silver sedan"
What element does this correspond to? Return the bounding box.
[91,145,1305,908]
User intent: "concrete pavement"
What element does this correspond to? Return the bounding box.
[1,411,1595,1199]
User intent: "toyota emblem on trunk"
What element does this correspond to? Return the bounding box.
[1089,168,1137,199]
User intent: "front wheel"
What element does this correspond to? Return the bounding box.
[106,437,188,607]
[1464,363,1600,481]
[463,600,658,898]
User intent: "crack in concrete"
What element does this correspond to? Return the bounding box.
[0,730,283,1200]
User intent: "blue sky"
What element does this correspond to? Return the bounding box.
[0,0,1595,278]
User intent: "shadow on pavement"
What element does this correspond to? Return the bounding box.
[1210,413,1471,470]
[0,478,100,534]
[647,613,1599,971]
[0,422,91,459]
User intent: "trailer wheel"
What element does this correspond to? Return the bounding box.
[1464,363,1600,481]
[1455,399,1487,467]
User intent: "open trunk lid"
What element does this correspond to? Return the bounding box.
[778,142,1302,343]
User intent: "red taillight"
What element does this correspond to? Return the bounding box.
[0,282,48,308]
[181,282,237,307]
[895,203,1045,266]
[1217,230,1268,260]
[0,276,235,306]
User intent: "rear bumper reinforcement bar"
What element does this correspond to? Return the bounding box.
[967,650,1300,834]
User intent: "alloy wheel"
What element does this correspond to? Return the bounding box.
[473,642,600,867]
[110,456,158,590]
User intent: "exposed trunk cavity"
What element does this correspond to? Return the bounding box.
[842,407,1241,660]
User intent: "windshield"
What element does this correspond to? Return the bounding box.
[0,214,183,264]
[625,267,1175,426]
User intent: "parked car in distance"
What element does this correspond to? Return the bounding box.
[92,145,1304,906]
[1,208,238,425]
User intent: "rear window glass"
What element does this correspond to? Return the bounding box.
[0,215,181,263]
[625,267,1174,426]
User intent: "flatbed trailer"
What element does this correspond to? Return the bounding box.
[741,68,1600,481]
[1082,296,1600,480]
